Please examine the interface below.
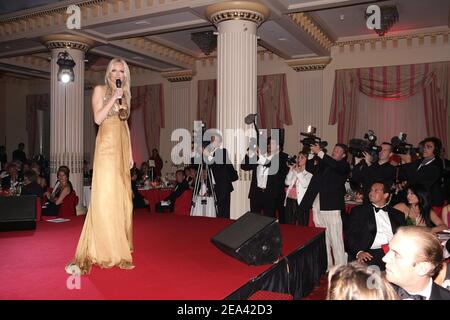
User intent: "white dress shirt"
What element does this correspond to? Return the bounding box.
[256,153,274,189]
[371,206,394,249]
[406,279,433,300]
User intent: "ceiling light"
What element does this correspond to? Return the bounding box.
[57,51,75,83]
[191,31,217,56]
[365,5,399,36]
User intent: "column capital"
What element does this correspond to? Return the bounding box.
[286,56,332,72]
[41,34,94,52]
[161,70,196,82]
[205,1,269,26]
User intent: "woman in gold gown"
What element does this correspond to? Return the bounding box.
[66,58,134,274]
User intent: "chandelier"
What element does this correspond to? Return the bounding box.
[367,5,399,37]
[191,31,217,55]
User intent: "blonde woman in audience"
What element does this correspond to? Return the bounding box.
[327,261,399,300]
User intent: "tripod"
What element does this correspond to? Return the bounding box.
[191,161,218,217]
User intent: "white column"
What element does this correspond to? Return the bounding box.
[171,81,192,165]
[206,2,269,220]
[42,35,93,215]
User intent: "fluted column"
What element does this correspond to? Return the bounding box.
[42,34,93,215]
[206,2,269,220]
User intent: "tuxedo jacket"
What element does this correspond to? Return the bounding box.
[203,148,237,200]
[300,154,350,211]
[345,203,406,260]
[240,152,289,201]
[399,159,445,206]
[352,161,396,193]
[430,282,450,300]
[165,180,189,204]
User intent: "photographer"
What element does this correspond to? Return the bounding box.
[284,150,313,226]
[351,142,396,202]
[397,137,445,207]
[241,136,289,218]
[300,143,350,269]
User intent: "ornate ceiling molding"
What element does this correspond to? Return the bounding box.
[289,12,333,52]
[41,34,95,51]
[122,37,196,67]
[286,56,331,72]
[335,29,450,50]
[161,70,196,82]
[205,1,269,26]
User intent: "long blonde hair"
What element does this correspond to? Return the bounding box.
[327,262,399,300]
[104,57,131,109]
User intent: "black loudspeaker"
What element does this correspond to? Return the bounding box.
[211,212,282,265]
[0,195,36,231]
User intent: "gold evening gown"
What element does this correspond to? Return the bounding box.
[68,100,133,275]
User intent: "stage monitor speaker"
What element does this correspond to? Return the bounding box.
[211,212,282,265]
[0,195,36,231]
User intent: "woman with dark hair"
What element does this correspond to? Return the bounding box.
[394,184,446,233]
[43,166,73,215]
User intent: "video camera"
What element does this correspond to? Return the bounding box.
[300,126,328,150]
[349,130,381,161]
[286,155,297,166]
[390,133,420,155]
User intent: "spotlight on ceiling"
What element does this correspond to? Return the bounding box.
[57,51,75,83]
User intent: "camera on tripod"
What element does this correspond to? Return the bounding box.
[390,133,419,155]
[349,130,381,161]
[300,126,328,150]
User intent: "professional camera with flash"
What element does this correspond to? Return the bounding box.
[300,126,328,150]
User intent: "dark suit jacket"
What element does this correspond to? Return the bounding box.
[345,204,406,259]
[165,180,189,204]
[21,182,43,198]
[203,148,237,201]
[430,282,450,300]
[241,152,289,201]
[300,154,350,211]
[399,159,445,206]
[352,161,396,193]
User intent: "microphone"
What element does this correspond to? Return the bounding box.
[115,79,122,105]
[245,113,257,125]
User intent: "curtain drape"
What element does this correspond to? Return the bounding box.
[131,84,165,157]
[197,74,292,131]
[329,62,449,148]
[26,93,49,158]
[197,79,217,128]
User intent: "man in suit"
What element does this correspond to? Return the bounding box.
[351,142,396,202]
[383,226,450,300]
[155,170,189,213]
[299,143,350,269]
[398,137,445,207]
[346,181,406,271]
[203,133,237,219]
[241,136,289,219]
[21,170,43,198]
[12,142,27,164]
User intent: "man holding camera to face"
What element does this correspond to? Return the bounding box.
[300,142,350,270]
[351,142,396,203]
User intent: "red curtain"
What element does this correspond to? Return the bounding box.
[329,62,449,149]
[26,94,49,158]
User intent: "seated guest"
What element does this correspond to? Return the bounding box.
[327,261,399,300]
[30,161,41,176]
[139,161,150,181]
[383,226,450,300]
[442,204,450,227]
[21,170,43,198]
[42,166,73,216]
[156,170,189,213]
[1,162,20,190]
[284,150,313,226]
[394,184,447,233]
[345,181,406,271]
[184,166,195,189]
[37,174,48,192]
[131,168,149,209]
[434,255,450,291]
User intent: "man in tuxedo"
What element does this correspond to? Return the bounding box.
[346,181,406,271]
[241,137,289,218]
[300,143,350,269]
[21,170,43,198]
[351,142,396,202]
[383,226,450,300]
[398,137,445,207]
[155,170,189,213]
[203,134,237,219]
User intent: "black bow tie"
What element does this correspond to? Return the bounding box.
[396,286,426,300]
[373,205,388,213]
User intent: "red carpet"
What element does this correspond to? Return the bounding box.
[0,209,324,300]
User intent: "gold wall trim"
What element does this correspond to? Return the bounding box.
[286,56,331,72]
[161,70,196,82]
[289,12,333,52]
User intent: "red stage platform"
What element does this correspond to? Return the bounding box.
[0,209,326,300]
